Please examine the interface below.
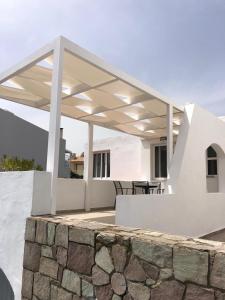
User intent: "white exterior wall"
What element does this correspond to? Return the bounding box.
[0,171,51,300]
[116,104,225,237]
[84,135,151,181]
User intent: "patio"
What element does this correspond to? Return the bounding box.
[0,36,183,215]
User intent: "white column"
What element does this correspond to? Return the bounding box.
[167,104,173,177]
[46,39,64,215]
[84,123,94,211]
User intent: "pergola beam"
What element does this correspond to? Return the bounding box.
[0,41,54,84]
[63,78,118,100]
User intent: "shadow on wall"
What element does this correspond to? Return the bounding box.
[0,269,14,300]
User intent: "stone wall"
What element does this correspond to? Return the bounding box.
[22,216,225,300]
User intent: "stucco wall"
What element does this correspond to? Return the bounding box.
[0,109,68,178]
[22,216,225,300]
[117,104,225,237]
[0,171,51,300]
[56,178,115,211]
[84,135,151,181]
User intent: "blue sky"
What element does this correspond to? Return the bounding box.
[0,0,225,152]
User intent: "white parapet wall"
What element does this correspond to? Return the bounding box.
[0,171,51,300]
[56,178,85,211]
[56,178,115,211]
[91,179,115,208]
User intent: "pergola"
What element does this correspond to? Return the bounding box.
[0,36,183,214]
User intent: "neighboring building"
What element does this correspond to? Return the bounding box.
[69,153,84,177]
[0,108,69,177]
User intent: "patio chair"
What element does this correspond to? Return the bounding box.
[113,181,134,208]
[156,182,165,194]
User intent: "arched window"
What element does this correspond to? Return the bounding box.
[207,146,217,176]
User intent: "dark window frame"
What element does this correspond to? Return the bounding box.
[93,150,110,178]
[154,145,167,179]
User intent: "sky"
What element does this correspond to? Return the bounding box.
[0,0,225,153]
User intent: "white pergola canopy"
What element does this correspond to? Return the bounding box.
[0,36,183,139]
[0,36,183,214]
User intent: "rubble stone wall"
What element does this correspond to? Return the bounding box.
[22,216,225,300]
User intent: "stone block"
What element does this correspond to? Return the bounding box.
[67,242,94,275]
[210,253,225,289]
[41,245,53,258]
[62,269,81,295]
[25,219,36,242]
[95,284,113,300]
[132,238,172,268]
[92,265,110,285]
[146,278,156,286]
[56,246,67,266]
[95,246,114,274]
[82,279,94,297]
[51,286,73,300]
[159,268,173,280]
[125,255,146,281]
[36,220,47,244]
[96,232,116,245]
[57,288,73,300]
[141,260,159,281]
[48,222,56,246]
[51,284,58,299]
[23,242,41,272]
[55,224,68,248]
[128,281,150,300]
[185,284,215,300]
[112,244,127,272]
[111,273,126,296]
[33,273,50,300]
[173,247,208,285]
[22,269,33,299]
[39,257,59,279]
[112,295,121,300]
[151,280,185,300]
[215,290,225,300]
[69,227,95,246]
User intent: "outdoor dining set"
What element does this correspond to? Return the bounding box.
[113,180,165,196]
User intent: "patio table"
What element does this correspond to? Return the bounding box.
[134,183,158,194]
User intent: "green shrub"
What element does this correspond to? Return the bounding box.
[0,155,43,171]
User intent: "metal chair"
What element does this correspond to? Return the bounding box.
[156,182,165,194]
[113,181,133,208]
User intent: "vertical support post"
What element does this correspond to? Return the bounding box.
[46,38,64,215]
[167,104,173,178]
[84,123,93,211]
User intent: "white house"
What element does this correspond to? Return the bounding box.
[1,36,225,298]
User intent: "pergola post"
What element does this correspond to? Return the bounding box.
[167,104,173,177]
[46,38,64,215]
[84,123,94,212]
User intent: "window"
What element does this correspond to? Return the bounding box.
[207,146,217,176]
[93,151,110,178]
[154,145,167,178]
